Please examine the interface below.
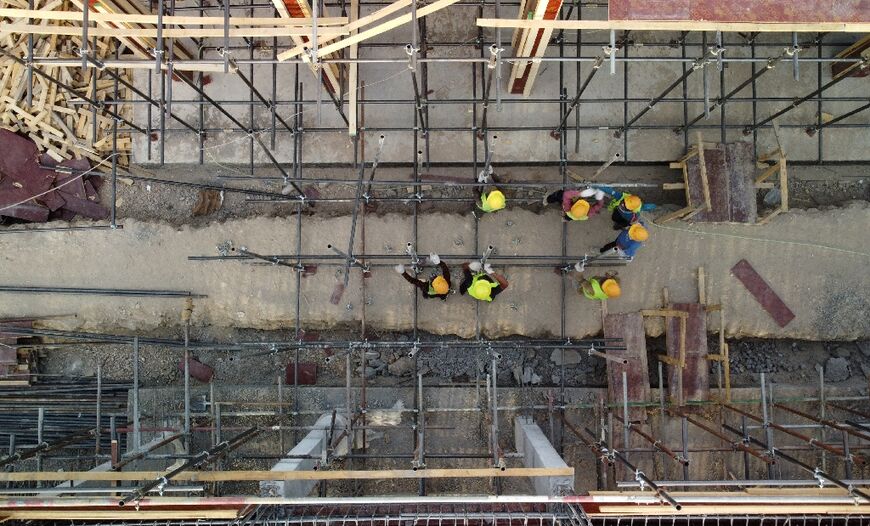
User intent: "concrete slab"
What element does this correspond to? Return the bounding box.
[513,416,574,496]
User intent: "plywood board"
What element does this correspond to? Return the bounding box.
[608,0,870,23]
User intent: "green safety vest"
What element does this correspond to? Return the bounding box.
[468,273,497,302]
[477,192,504,213]
[582,278,609,301]
[607,193,626,212]
[427,283,438,296]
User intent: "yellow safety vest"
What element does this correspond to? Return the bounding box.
[565,207,589,221]
[607,193,626,212]
[582,279,609,301]
[468,273,497,302]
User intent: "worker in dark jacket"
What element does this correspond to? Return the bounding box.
[600,222,648,260]
[459,261,509,302]
[597,185,656,229]
[395,254,452,300]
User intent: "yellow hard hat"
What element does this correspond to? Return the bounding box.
[472,279,493,299]
[624,194,642,212]
[570,199,590,218]
[628,223,649,242]
[601,278,621,298]
[431,276,449,295]
[486,190,506,210]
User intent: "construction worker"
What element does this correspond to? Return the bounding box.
[394,254,452,300]
[573,263,621,301]
[543,187,605,221]
[600,222,649,260]
[459,261,509,302]
[474,169,506,216]
[597,186,656,229]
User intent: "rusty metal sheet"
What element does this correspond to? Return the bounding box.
[0,130,56,219]
[725,142,758,223]
[603,312,649,425]
[731,259,796,327]
[666,303,709,403]
[685,142,757,223]
[179,356,214,383]
[610,0,870,22]
[286,363,317,385]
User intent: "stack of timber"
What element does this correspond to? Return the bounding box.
[507,0,563,96]
[0,0,135,167]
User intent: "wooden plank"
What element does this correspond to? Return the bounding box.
[779,156,788,212]
[730,258,795,328]
[697,266,705,305]
[0,9,348,25]
[0,467,574,482]
[3,511,240,520]
[475,18,870,33]
[696,132,712,211]
[640,309,688,319]
[310,0,461,59]
[276,0,413,61]
[662,182,685,190]
[655,206,694,224]
[0,23,348,38]
[754,162,780,183]
[347,0,359,136]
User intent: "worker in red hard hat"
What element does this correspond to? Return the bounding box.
[395,253,452,300]
[543,187,605,221]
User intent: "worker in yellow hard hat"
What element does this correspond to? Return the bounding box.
[573,263,620,301]
[474,168,506,216]
[600,221,649,260]
[459,261,509,302]
[543,187,605,221]
[395,253,452,300]
[596,185,656,229]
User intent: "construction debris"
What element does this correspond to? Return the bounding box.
[0,129,108,222]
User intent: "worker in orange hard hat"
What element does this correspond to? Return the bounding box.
[596,185,657,229]
[395,253,452,300]
[543,187,605,221]
[573,262,620,301]
[600,222,649,260]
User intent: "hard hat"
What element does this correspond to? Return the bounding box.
[472,279,493,299]
[628,223,649,242]
[624,194,642,212]
[432,276,449,295]
[570,199,590,218]
[601,278,621,298]
[486,190,506,210]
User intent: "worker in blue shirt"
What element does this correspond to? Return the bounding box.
[596,186,656,229]
[600,223,648,260]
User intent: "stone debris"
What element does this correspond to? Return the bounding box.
[824,357,850,383]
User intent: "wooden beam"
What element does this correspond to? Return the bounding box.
[641,309,689,319]
[655,205,694,224]
[348,0,359,136]
[0,467,574,482]
[696,132,712,212]
[276,0,412,61]
[0,23,348,38]
[308,0,461,59]
[0,9,348,25]
[697,266,706,305]
[779,156,789,212]
[1,511,240,521]
[476,18,870,33]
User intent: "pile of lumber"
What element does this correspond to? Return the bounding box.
[0,0,134,167]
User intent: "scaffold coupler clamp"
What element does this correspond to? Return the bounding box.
[813,468,826,488]
[405,43,419,71]
[487,44,503,70]
[634,469,646,490]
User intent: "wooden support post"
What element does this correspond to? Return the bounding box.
[697,267,706,305]
[696,132,712,212]
[347,0,358,136]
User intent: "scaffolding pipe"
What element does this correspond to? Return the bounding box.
[774,403,870,443]
[0,428,95,468]
[118,427,259,506]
